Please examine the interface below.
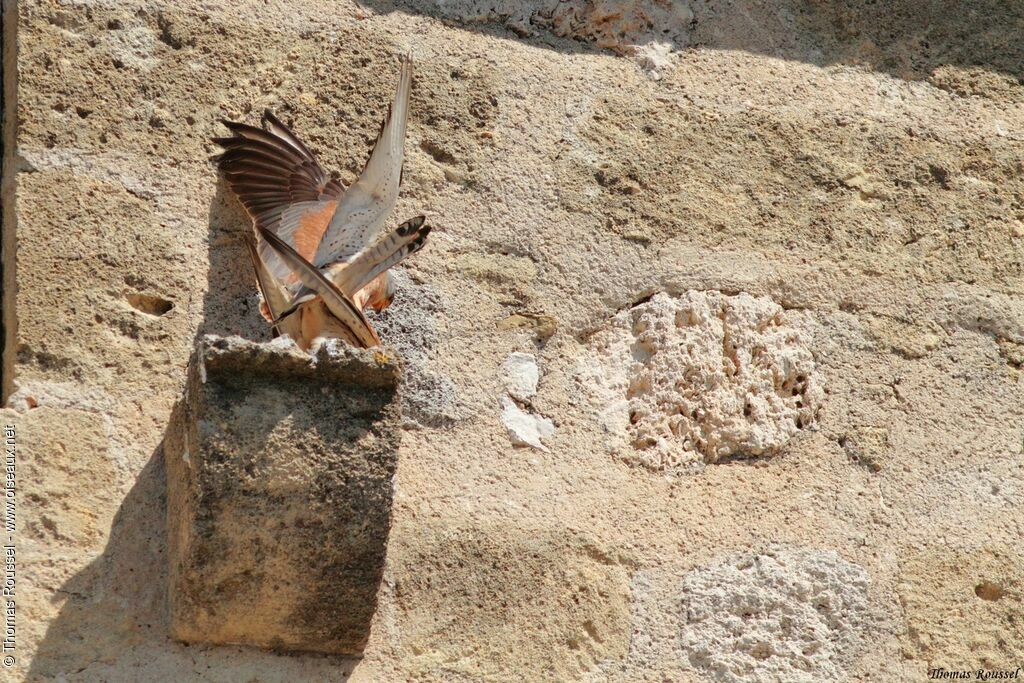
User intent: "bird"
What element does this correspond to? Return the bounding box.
[213,54,429,350]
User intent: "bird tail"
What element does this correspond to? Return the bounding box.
[335,215,431,296]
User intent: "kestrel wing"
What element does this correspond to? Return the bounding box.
[334,215,430,295]
[313,54,413,268]
[243,233,303,340]
[214,112,343,286]
[255,223,381,348]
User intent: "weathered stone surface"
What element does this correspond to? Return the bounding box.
[583,291,823,470]
[678,546,871,683]
[164,335,401,654]
[367,270,464,428]
[381,523,633,680]
[898,545,1024,669]
[5,0,1024,680]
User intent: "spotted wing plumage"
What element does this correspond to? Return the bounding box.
[335,216,429,293]
[313,54,414,268]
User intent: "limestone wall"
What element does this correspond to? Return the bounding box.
[3,0,1023,681]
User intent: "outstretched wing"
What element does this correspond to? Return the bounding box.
[313,54,413,268]
[214,111,343,286]
[334,215,430,295]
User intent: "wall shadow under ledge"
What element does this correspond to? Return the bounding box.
[164,335,403,655]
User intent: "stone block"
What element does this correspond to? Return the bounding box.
[678,546,871,682]
[582,291,824,471]
[164,335,402,655]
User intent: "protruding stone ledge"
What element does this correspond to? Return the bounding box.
[164,335,402,655]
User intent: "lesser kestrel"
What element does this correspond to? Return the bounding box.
[215,54,428,350]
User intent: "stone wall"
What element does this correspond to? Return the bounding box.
[3,0,1023,680]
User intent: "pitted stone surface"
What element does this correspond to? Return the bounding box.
[679,547,871,683]
[164,336,401,655]
[585,291,823,470]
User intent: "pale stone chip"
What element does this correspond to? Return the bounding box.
[501,395,555,451]
[503,351,540,400]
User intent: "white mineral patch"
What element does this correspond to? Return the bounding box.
[501,396,555,452]
[503,352,540,401]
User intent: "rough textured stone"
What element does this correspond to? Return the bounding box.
[583,291,823,470]
[381,523,633,680]
[381,0,692,77]
[369,270,465,428]
[898,545,1024,669]
[5,0,1024,680]
[164,335,401,655]
[389,0,1024,83]
[679,547,871,682]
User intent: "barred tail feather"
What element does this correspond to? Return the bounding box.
[337,215,430,295]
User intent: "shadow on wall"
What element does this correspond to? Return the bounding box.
[26,189,362,679]
[25,444,170,680]
[26,398,359,681]
[360,0,1024,84]
[200,179,276,342]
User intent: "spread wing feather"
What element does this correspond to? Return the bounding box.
[213,56,418,349]
[335,215,430,295]
[313,54,414,267]
[214,113,342,286]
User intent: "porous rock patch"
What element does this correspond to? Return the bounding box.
[583,291,823,471]
[679,547,871,682]
[369,271,465,428]
[411,0,692,76]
